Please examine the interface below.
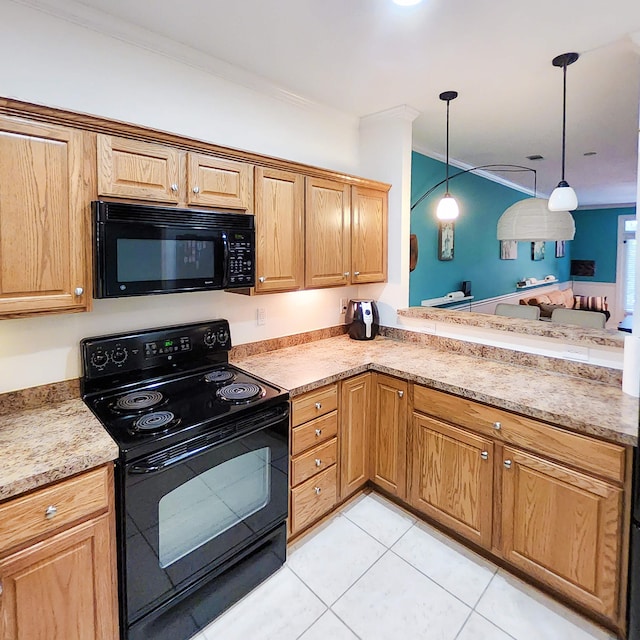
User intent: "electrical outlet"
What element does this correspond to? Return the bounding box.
[256,307,266,326]
[340,298,349,315]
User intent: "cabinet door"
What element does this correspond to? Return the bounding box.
[187,154,252,209]
[254,167,304,292]
[305,177,351,288]
[340,373,372,499]
[351,186,387,284]
[410,413,493,549]
[0,514,118,640]
[97,134,180,203]
[0,117,88,316]
[371,375,407,499]
[501,446,622,618]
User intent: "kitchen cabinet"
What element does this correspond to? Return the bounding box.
[371,374,408,499]
[253,167,304,293]
[339,373,372,500]
[97,134,252,209]
[0,465,118,640]
[0,116,89,317]
[351,186,388,284]
[289,384,339,536]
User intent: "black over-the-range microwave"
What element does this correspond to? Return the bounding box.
[92,201,255,298]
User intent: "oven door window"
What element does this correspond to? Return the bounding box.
[158,447,270,568]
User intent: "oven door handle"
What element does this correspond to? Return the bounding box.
[128,407,289,475]
[222,232,230,287]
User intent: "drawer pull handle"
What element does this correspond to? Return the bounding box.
[192,186,200,194]
[504,459,512,469]
[45,505,58,519]
[170,183,179,192]
[315,458,322,467]
[493,421,502,430]
[314,487,322,495]
[315,429,322,437]
[480,451,489,460]
[315,402,322,410]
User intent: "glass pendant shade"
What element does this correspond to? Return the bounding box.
[548,182,578,211]
[496,197,575,241]
[436,193,459,220]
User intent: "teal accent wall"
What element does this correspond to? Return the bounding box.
[571,207,636,283]
[409,152,572,306]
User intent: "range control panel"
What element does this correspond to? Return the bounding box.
[81,320,231,379]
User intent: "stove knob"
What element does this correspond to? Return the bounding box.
[112,347,128,365]
[204,331,217,347]
[217,329,229,346]
[90,350,109,369]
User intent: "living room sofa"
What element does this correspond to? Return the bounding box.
[519,287,610,321]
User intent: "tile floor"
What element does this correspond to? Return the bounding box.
[191,493,619,640]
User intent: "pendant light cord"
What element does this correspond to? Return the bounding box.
[445,98,450,193]
[561,62,567,182]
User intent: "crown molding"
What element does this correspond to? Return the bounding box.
[360,105,421,126]
[10,0,358,127]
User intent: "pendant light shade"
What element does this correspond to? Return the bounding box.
[549,52,579,212]
[497,197,575,241]
[436,90,459,221]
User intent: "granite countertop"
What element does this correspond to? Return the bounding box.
[233,335,639,446]
[0,398,119,501]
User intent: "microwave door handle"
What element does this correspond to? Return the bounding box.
[222,232,230,287]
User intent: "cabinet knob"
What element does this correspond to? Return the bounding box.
[493,421,502,431]
[258,276,266,283]
[315,459,322,467]
[481,451,489,460]
[74,287,84,296]
[192,186,200,194]
[354,271,360,276]
[315,429,322,437]
[314,487,322,495]
[45,505,58,519]
[315,402,322,410]
[344,272,350,277]
[504,459,512,469]
[170,183,179,192]
[397,390,404,398]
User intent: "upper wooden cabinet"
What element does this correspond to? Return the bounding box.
[351,186,388,284]
[305,177,351,289]
[97,135,252,209]
[97,135,181,204]
[254,167,304,293]
[0,116,89,317]
[187,153,252,209]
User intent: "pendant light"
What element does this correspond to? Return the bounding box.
[497,197,575,241]
[436,91,460,221]
[548,52,579,211]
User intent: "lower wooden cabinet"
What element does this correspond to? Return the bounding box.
[0,465,118,640]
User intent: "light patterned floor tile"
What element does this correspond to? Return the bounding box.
[342,493,415,547]
[287,514,386,605]
[298,610,359,639]
[392,520,496,606]
[475,571,617,640]
[456,612,515,640]
[333,550,470,640]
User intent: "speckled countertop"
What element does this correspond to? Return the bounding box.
[232,335,639,446]
[0,394,118,501]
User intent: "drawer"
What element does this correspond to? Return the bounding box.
[290,464,337,534]
[0,465,112,555]
[291,384,338,426]
[413,386,625,483]
[292,411,338,456]
[291,438,338,486]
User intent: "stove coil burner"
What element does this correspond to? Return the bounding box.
[217,382,265,404]
[204,369,236,384]
[131,410,179,434]
[113,390,164,414]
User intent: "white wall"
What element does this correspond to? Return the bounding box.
[0,1,363,393]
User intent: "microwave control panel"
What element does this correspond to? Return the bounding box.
[227,231,255,287]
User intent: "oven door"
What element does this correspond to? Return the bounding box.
[121,408,289,625]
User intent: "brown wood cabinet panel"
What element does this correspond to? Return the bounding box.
[371,374,408,499]
[501,446,622,619]
[305,177,351,288]
[187,154,252,209]
[0,117,88,316]
[254,167,304,292]
[291,384,338,427]
[413,385,625,483]
[291,438,338,486]
[291,412,338,456]
[97,134,180,203]
[351,186,388,284]
[0,512,118,640]
[340,373,372,499]
[410,413,493,549]
[290,465,337,535]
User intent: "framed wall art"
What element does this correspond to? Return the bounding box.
[555,240,565,258]
[500,240,518,260]
[531,241,545,261]
[438,222,454,261]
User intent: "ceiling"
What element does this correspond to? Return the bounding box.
[39,0,640,206]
